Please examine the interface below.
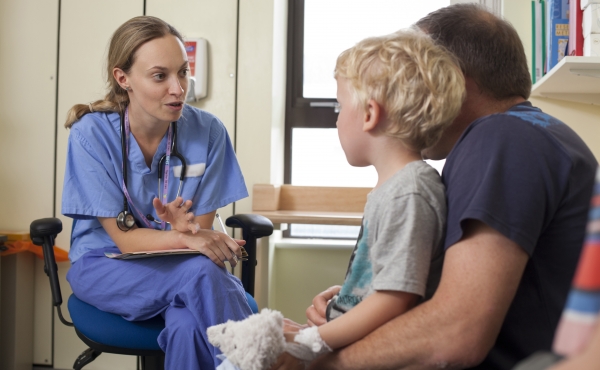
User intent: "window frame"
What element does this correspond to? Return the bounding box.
[284,0,340,184]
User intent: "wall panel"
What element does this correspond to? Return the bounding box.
[54,2,143,368]
[146,0,239,230]
[0,0,57,229]
[0,0,59,366]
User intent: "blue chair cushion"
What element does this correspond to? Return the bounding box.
[246,292,259,314]
[68,295,164,351]
[67,292,259,351]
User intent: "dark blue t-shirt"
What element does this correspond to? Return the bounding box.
[442,102,597,370]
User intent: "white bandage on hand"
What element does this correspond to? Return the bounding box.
[284,326,332,363]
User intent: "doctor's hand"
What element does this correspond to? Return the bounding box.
[153,197,200,234]
[306,285,341,326]
[181,229,245,268]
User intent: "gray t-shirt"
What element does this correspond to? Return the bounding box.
[327,161,446,320]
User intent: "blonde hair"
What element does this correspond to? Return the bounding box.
[335,28,465,151]
[64,16,184,128]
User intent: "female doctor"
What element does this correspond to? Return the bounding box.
[61,16,252,369]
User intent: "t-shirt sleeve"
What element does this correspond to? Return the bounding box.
[370,193,443,297]
[443,118,571,255]
[61,125,123,220]
[190,117,248,215]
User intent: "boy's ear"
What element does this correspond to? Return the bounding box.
[363,99,382,132]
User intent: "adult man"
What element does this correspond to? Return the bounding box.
[304,4,598,370]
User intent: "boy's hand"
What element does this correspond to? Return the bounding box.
[306,285,341,326]
[152,197,200,233]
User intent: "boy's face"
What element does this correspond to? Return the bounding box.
[336,78,369,167]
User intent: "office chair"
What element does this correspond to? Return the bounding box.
[30,213,273,370]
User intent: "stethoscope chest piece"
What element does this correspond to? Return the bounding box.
[116,210,136,231]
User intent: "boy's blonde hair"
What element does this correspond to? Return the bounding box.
[335,28,465,151]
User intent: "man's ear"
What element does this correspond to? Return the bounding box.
[113,68,129,90]
[363,99,382,132]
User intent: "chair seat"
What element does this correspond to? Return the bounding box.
[68,295,164,351]
[68,292,259,352]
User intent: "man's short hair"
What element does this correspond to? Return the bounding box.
[334,29,465,151]
[416,3,531,101]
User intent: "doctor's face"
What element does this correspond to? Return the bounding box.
[125,35,189,127]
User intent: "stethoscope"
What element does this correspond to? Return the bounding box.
[116,106,187,231]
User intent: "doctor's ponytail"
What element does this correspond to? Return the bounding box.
[64,16,184,128]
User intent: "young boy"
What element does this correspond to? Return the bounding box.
[212,28,465,369]
[280,28,465,365]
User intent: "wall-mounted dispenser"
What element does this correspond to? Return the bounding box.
[184,38,208,102]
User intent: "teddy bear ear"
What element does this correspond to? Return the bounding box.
[207,323,225,346]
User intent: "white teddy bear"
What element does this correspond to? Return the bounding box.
[207,308,332,370]
[207,308,287,370]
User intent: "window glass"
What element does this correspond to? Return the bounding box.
[291,128,377,186]
[291,130,445,186]
[303,0,450,98]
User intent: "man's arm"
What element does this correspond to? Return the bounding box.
[309,220,529,370]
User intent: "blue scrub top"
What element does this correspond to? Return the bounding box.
[62,105,248,263]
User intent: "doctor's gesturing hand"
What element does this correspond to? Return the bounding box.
[152,196,198,234]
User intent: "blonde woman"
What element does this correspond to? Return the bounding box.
[62,16,251,369]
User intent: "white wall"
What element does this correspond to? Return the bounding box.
[0,0,57,230]
[503,0,600,157]
[0,1,58,367]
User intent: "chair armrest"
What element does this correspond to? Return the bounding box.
[225,214,274,239]
[226,214,273,296]
[30,218,64,307]
[30,217,63,244]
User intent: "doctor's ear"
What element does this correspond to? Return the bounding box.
[362,99,382,132]
[113,68,130,91]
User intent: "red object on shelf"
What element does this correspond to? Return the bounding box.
[569,0,584,55]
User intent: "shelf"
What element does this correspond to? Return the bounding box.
[252,184,369,228]
[253,210,363,227]
[531,56,600,105]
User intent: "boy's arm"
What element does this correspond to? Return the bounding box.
[318,290,419,350]
[309,220,529,369]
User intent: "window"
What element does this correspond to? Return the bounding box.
[285,0,449,185]
[285,0,449,237]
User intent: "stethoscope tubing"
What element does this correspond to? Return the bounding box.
[157,122,186,200]
[119,106,187,230]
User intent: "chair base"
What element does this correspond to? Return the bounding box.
[74,348,101,370]
[140,354,166,370]
[72,327,165,369]
[72,346,164,370]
